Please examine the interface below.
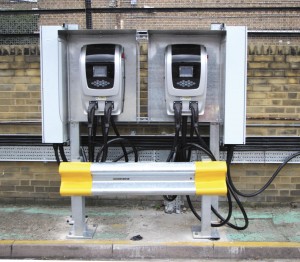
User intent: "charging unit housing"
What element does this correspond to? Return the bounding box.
[40,27,139,145]
[80,43,125,115]
[165,44,207,115]
[62,29,138,123]
[40,26,246,145]
[148,27,247,145]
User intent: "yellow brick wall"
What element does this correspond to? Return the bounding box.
[0,161,299,205]
[247,45,300,137]
[0,46,41,134]
[37,11,300,31]
[34,0,300,30]
[0,162,60,202]
[2,43,299,136]
[231,164,300,204]
[1,0,300,203]
[0,43,300,204]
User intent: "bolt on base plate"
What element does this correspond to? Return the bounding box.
[192,225,220,240]
[67,224,97,239]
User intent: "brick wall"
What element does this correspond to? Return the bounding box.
[0,161,299,205]
[0,162,61,204]
[35,0,300,30]
[0,46,41,134]
[0,0,300,204]
[0,43,300,204]
[1,43,299,135]
[38,11,300,31]
[231,164,300,205]
[247,45,300,136]
[119,0,300,8]
[0,1,37,10]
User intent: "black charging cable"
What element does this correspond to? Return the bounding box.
[185,143,249,230]
[185,103,249,230]
[53,143,68,165]
[95,101,138,163]
[211,146,248,230]
[182,143,216,162]
[97,137,138,162]
[99,101,113,162]
[164,102,183,202]
[53,144,60,165]
[111,117,129,162]
[227,145,300,197]
[176,115,188,162]
[218,146,300,228]
[58,144,68,162]
[87,101,98,162]
[166,102,182,162]
[189,101,214,156]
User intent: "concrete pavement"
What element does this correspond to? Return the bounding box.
[0,203,299,260]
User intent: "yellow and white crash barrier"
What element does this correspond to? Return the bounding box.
[59,161,227,197]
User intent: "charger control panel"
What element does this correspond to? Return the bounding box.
[80,44,125,115]
[165,44,207,115]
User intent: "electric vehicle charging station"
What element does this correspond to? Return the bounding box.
[147,27,247,238]
[80,43,125,116]
[40,25,247,240]
[65,29,139,123]
[148,27,247,145]
[165,44,208,116]
[41,26,138,145]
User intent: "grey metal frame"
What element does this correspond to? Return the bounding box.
[58,29,139,122]
[148,30,225,123]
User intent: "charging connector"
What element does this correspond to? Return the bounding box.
[173,101,182,131]
[87,101,98,162]
[189,101,198,128]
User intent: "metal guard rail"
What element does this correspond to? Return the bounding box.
[59,161,227,197]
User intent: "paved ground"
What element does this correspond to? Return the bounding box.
[0,203,299,260]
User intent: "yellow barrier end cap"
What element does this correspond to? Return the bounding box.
[195,161,227,196]
[59,162,92,196]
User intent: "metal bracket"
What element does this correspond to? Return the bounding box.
[136,30,148,41]
[62,24,79,30]
[67,223,96,239]
[210,23,225,30]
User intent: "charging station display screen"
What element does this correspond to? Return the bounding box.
[179,66,193,78]
[93,66,107,77]
[170,45,201,90]
[85,44,115,89]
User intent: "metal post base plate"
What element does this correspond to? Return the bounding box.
[192,225,220,240]
[67,224,97,239]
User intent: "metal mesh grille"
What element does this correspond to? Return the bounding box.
[0,14,38,34]
[0,14,39,45]
[0,2,39,45]
[1,146,300,163]
[0,35,39,45]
